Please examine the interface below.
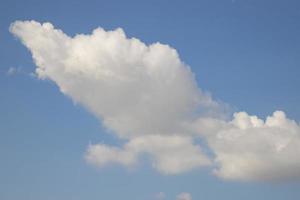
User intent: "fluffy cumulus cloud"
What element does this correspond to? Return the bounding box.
[192,111,300,181]
[10,20,300,182]
[86,135,211,174]
[9,20,219,139]
[10,20,215,174]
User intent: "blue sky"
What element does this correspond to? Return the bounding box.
[1,0,300,200]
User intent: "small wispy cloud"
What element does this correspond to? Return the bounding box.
[176,193,192,200]
[154,192,191,200]
[6,66,37,78]
[6,66,22,76]
[155,192,166,200]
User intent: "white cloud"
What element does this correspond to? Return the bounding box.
[10,20,215,175]
[86,135,211,175]
[85,143,138,168]
[9,20,220,139]
[176,192,192,200]
[193,111,300,181]
[10,20,300,182]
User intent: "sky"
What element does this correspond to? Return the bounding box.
[1,0,300,200]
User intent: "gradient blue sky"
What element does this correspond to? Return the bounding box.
[1,0,300,199]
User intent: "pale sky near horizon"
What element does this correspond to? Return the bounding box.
[1,0,300,200]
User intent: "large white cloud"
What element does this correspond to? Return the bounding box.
[10,20,220,139]
[10,20,215,174]
[10,20,300,181]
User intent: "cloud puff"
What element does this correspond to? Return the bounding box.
[176,193,192,200]
[86,135,211,174]
[10,20,300,181]
[193,111,300,181]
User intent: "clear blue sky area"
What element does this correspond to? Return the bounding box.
[1,0,300,200]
